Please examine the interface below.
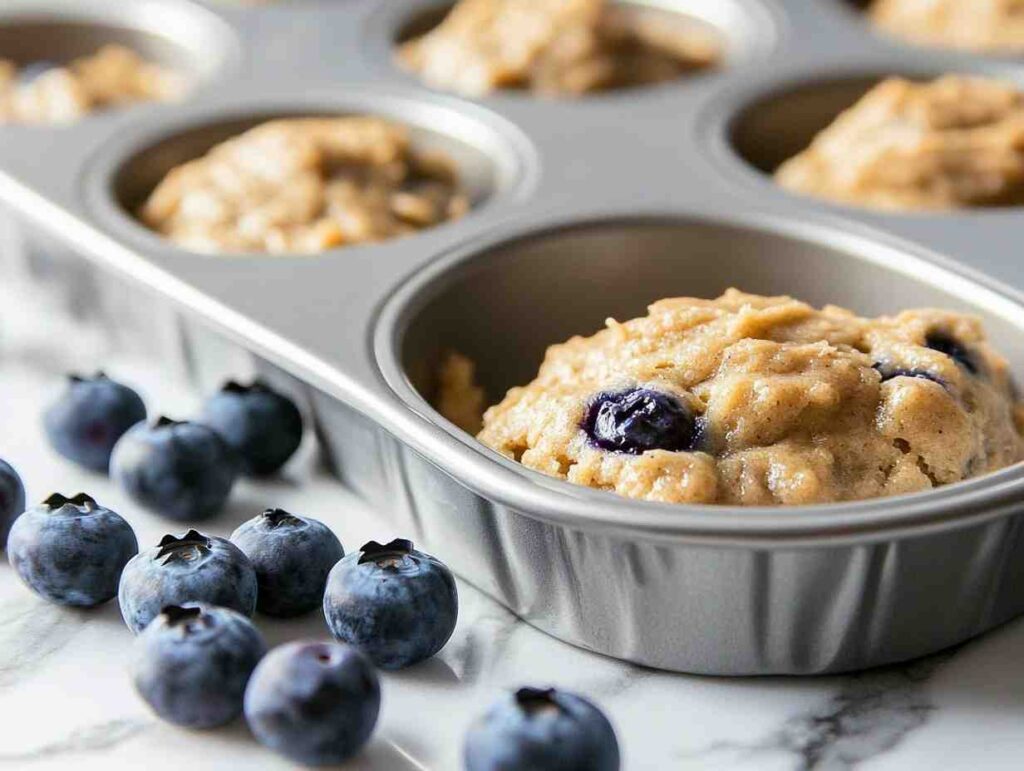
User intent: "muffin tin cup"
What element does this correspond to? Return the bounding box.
[0,0,240,369]
[3,0,1024,674]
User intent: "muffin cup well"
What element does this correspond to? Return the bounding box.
[0,0,239,365]
[377,0,778,96]
[112,116,506,230]
[52,92,533,379]
[723,68,1024,212]
[0,0,237,87]
[362,213,1024,674]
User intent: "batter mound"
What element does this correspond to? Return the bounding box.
[139,117,471,255]
[445,290,1024,506]
[869,0,1024,53]
[396,0,721,97]
[775,76,1024,211]
[0,45,184,125]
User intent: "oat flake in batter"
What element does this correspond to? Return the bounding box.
[397,0,721,97]
[0,45,185,125]
[446,290,1024,506]
[775,75,1024,211]
[139,117,471,255]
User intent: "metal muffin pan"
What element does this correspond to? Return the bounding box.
[3,0,1024,675]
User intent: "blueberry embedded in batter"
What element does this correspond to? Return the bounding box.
[440,290,1024,506]
[925,331,979,374]
[582,387,700,455]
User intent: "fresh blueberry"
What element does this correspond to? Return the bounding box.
[0,459,26,550]
[583,387,699,455]
[245,640,380,766]
[118,529,257,634]
[6,493,137,607]
[231,509,344,618]
[43,373,146,473]
[110,417,237,522]
[872,363,945,387]
[323,539,458,670]
[464,687,621,771]
[925,332,979,375]
[200,381,303,477]
[133,603,267,729]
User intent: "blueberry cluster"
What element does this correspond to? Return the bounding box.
[43,374,306,522]
[0,370,622,768]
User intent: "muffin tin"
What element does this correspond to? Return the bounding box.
[4,0,1024,675]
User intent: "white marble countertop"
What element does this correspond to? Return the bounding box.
[2,291,1024,771]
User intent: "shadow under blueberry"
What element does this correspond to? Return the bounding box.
[385,655,460,687]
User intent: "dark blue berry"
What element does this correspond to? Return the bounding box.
[582,387,697,455]
[245,641,380,766]
[465,687,621,771]
[201,381,303,477]
[110,417,237,522]
[925,332,978,374]
[0,459,26,550]
[872,363,945,387]
[43,373,146,473]
[323,539,458,670]
[133,603,267,728]
[231,509,344,618]
[7,493,137,607]
[118,529,257,634]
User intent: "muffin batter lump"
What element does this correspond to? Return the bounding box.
[443,290,1024,506]
[139,117,471,255]
[775,76,1024,211]
[397,0,721,97]
[0,45,185,125]
[869,0,1024,53]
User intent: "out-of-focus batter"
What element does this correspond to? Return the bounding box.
[139,117,471,255]
[397,0,721,97]
[0,45,185,125]
[869,0,1024,53]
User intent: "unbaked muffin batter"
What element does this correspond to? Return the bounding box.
[397,0,721,97]
[441,290,1024,506]
[139,117,471,255]
[0,45,184,125]
[775,76,1024,211]
[869,0,1024,53]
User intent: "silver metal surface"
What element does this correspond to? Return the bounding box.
[2,0,1024,674]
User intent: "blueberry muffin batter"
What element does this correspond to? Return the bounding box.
[442,290,1024,506]
[775,76,1024,211]
[0,45,184,125]
[139,118,470,255]
[869,0,1024,53]
[397,0,721,97]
